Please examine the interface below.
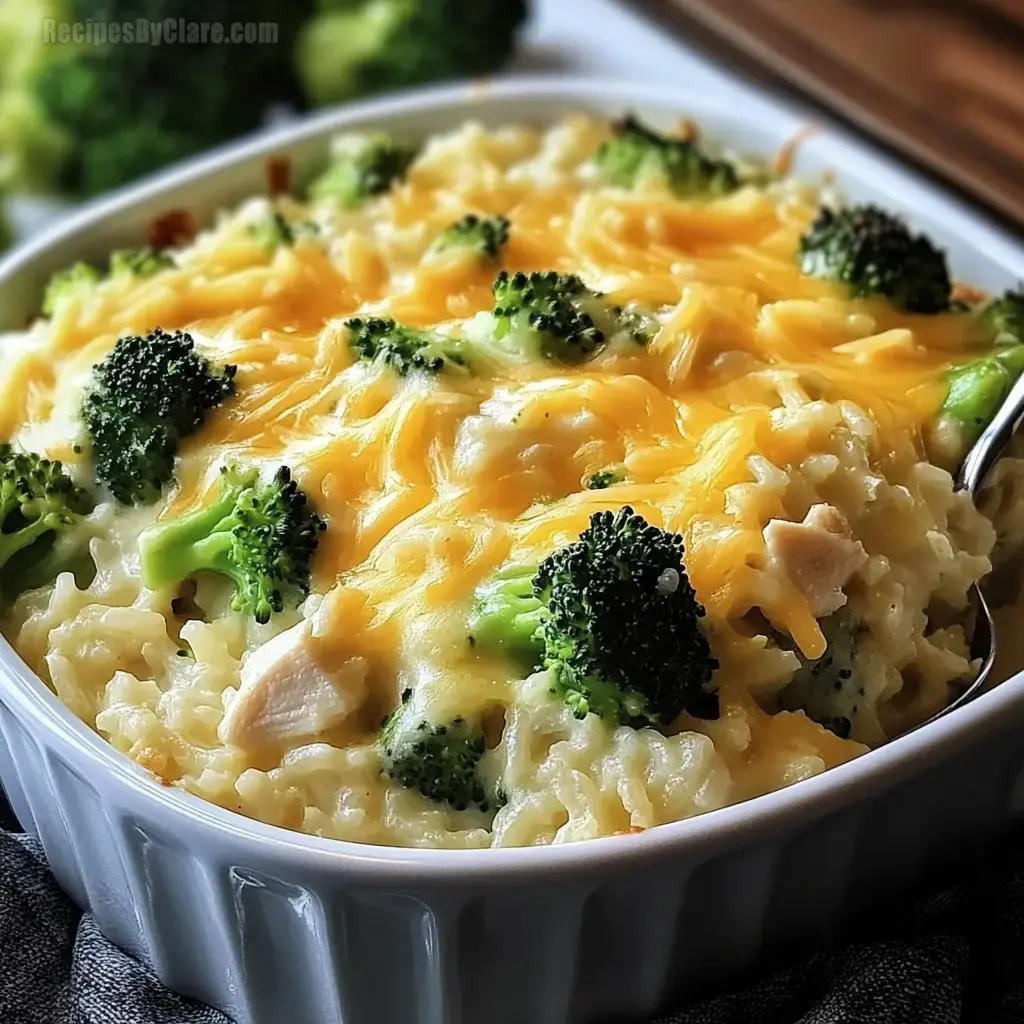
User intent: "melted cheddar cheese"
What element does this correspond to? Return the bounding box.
[0,117,999,848]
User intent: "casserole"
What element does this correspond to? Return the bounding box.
[1,78,1024,1024]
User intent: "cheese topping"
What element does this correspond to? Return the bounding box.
[0,117,999,848]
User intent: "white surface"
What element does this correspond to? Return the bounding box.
[2,77,1024,1024]
[516,0,745,93]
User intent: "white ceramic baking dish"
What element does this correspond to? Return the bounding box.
[1,78,1024,1024]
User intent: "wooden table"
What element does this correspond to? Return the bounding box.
[635,0,1024,228]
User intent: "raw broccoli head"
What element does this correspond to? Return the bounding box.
[0,444,93,597]
[595,115,740,198]
[491,270,611,363]
[0,198,10,252]
[109,247,174,278]
[534,506,719,726]
[308,132,415,207]
[346,316,469,376]
[0,0,73,193]
[799,204,951,314]
[41,261,102,316]
[429,213,510,261]
[977,288,1024,344]
[380,692,496,811]
[467,565,547,667]
[138,464,326,623]
[81,329,237,505]
[30,0,313,197]
[296,0,528,107]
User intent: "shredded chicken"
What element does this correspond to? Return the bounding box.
[763,503,868,618]
[218,621,368,749]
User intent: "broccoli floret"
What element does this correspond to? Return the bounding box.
[938,343,1024,448]
[109,247,174,278]
[467,565,547,666]
[81,329,237,505]
[296,0,527,108]
[595,115,740,198]
[308,132,415,207]
[250,214,291,247]
[249,213,319,249]
[586,468,625,490]
[490,270,618,364]
[977,288,1024,344]
[777,615,863,739]
[470,507,718,726]
[536,507,718,725]
[380,690,496,811]
[29,0,313,197]
[0,444,93,600]
[41,261,102,316]
[138,464,326,624]
[799,204,951,314]
[346,316,469,376]
[248,212,295,249]
[43,249,173,314]
[0,0,72,193]
[430,214,510,261]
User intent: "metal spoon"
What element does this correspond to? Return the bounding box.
[921,371,1024,726]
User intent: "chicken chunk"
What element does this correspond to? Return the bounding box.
[763,503,868,618]
[218,620,368,749]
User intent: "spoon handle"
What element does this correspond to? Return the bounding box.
[957,370,1024,500]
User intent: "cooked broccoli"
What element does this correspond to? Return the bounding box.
[308,132,415,207]
[380,692,496,812]
[490,270,630,364]
[429,214,510,261]
[977,288,1024,344]
[42,249,173,314]
[248,212,296,249]
[41,261,102,316]
[586,468,625,490]
[0,444,93,601]
[467,565,547,666]
[296,0,528,108]
[777,615,864,739]
[594,115,740,198]
[81,329,237,505]
[346,316,469,376]
[109,247,174,278]
[799,204,951,314]
[138,464,326,624]
[28,0,313,198]
[938,343,1024,448]
[470,507,719,726]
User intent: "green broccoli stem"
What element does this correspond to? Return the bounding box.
[941,344,1024,446]
[467,565,548,664]
[0,506,64,566]
[138,473,252,592]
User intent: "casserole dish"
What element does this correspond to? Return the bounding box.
[1,78,1024,1024]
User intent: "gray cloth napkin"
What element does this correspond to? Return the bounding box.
[2,789,1021,1024]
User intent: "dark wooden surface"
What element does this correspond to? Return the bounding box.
[634,0,1024,229]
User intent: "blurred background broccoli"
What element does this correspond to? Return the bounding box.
[0,0,529,248]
